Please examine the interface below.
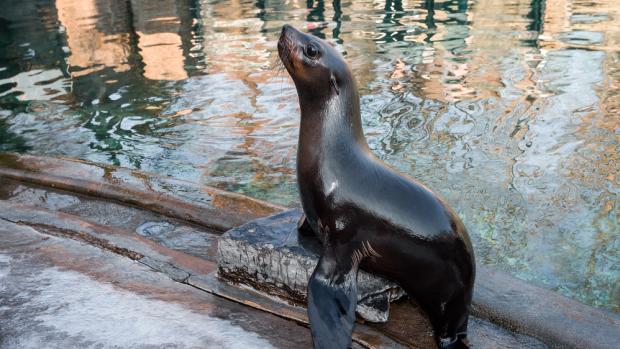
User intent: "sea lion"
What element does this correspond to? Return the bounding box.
[277,25,475,349]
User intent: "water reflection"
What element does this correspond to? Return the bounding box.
[0,0,618,312]
[132,0,191,81]
[56,0,132,77]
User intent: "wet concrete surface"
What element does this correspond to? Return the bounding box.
[0,178,219,262]
[0,219,313,349]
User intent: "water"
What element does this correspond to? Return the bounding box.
[0,0,618,312]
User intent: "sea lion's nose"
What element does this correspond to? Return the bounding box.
[281,24,298,36]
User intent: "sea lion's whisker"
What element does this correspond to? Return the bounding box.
[274,55,293,96]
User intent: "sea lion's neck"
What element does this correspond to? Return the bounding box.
[297,86,368,170]
[296,82,373,228]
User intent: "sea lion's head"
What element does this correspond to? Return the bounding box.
[278,25,352,100]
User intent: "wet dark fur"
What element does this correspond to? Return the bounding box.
[278,25,475,349]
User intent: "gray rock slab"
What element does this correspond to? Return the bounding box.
[218,209,405,323]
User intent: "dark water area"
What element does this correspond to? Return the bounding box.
[0,0,618,312]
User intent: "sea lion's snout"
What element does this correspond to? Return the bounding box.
[278,25,292,51]
[278,25,302,74]
[279,24,302,47]
[280,24,296,36]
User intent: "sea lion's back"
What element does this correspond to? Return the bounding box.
[339,156,461,241]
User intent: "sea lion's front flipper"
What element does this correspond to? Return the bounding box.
[307,253,358,349]
[297,214,315,236]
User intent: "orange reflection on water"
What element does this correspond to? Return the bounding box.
[55,0,131,76]
[55,0,189,81]
[132,0,188,81]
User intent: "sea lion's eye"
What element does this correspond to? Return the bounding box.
[305,43,320,59]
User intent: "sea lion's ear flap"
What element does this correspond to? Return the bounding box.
[330,73,340,95]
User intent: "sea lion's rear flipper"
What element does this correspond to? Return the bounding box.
[307,254,358,349]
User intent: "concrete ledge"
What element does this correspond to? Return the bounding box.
[474,266,620,349]
[0,152,283,231]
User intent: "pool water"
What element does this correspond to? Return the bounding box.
[0,0,618,312]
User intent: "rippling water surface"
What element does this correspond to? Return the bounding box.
[0,0,618,312]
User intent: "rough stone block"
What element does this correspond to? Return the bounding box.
[217,209,405,323]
